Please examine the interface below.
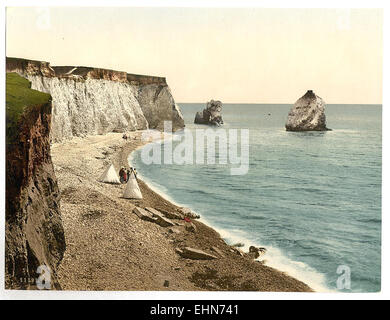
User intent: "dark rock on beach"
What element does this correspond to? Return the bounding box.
[178,207,200,219]
[194,100,224,126]
[247,246,267,259]
[285,90,331,131]
[133,207,156,222]
[146,207,176,227]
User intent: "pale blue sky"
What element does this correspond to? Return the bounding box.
[6,7,383,103]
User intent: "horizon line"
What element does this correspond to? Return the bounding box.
[177,102,383,106]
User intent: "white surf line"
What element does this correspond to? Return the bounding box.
[128,133,333,292]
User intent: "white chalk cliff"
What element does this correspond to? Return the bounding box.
[285,90,330,131]
[6,57,185,142]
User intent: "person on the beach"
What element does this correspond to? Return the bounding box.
[122,169,127,183]
[127,167,138,180]
[119,167,126,184]
[132,167,138,179]
[119,167,123,183]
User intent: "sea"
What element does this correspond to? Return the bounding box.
[130,103,382,292]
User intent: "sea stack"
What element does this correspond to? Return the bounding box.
[194,99,224,126]
[285,90,330,131]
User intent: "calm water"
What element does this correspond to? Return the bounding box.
[130,103,382,292]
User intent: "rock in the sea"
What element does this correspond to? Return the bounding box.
[194,99,223,126]
[285,90,330,131]
[179,247,218,260]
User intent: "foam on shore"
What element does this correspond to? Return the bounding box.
[128,138,332,293]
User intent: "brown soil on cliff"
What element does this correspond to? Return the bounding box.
[52,132,312,291]
[6,73,65,289]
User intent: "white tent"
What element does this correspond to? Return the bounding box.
[123,171,143,199]
[98,164,120,184]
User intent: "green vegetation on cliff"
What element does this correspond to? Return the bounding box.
[6,72,51,144]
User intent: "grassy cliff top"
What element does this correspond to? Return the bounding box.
[6,72,51,144]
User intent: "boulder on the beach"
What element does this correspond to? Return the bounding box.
[155,215,175,227]
[178,207,200,219]
[144,207,175,227]
[230,246,245,256]
[168,226,182,234]
[133,207,156,222]
[194,100,224,126]
[145,207,165,218]
[211,246,225,257]
[178,247,218,260]
[185,221,197,233]
[247,246,267,259]
[285,90,330,131]
[158,208,184,220]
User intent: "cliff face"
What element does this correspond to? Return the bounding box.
[26,75,148,142]
[6,57,185,142]
[285,90,330,131]
[138,84,184,131]
[6,73,66,289]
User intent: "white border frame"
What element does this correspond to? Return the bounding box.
[1,0,388,300]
